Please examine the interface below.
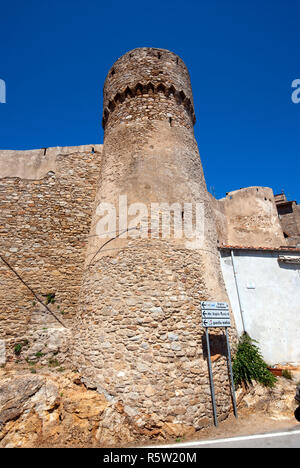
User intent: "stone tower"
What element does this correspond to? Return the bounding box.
[73,48,237,433]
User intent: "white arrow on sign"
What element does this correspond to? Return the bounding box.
[202,310,230,319]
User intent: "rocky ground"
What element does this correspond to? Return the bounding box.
[0,362,299,448]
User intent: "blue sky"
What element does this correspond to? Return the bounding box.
[0,0,299,201]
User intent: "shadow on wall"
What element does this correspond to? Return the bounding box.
[201,332,227,359]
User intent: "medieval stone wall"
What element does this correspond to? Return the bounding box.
[283,204,300,246]
[275,194,300,246]
[0,145,102,354]
[211,187,286,248]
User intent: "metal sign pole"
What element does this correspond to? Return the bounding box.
[201,301,238,425]
[225,327,238,418]
[205,328,218,427]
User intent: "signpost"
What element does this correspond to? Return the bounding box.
[201,301,238,426]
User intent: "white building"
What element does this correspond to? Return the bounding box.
[220,246,300,365]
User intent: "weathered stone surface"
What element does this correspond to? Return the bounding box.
[0,341,5,366]
[0,375,44,428]
[0,369,198,447]
[0,145,102,358]
[0,366,297,448]
[102,48,195,133]
[210,187,286,248]
[72,48,238,430]
[275,192,300,246]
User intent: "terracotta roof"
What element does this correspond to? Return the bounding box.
[218,244,300,253]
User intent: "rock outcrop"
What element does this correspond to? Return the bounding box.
[0,368,198,447]
[0,365,298,448]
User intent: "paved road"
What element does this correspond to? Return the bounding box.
[154,427,300,448]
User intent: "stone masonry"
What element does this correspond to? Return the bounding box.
[0,145,102,360]
[0,47,293,436]
[72,48,238,430]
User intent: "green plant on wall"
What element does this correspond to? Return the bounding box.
[14,343,22,356]
[45,293,56,305]
[14,339,29,356]
[232,333,277,388]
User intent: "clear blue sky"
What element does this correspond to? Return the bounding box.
[0,0,299,201]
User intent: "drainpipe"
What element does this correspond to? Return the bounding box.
[230,249,246,334]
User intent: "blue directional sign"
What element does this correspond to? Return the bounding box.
[201,301,229,310]
[201,302,231,328]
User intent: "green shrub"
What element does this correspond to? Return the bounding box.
[14,343,22,355]
[232,333,277,389]
[45,293,56,305]
[14,340,28,356]
[282,369,293,380]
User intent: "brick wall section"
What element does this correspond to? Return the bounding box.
[0,145,102,345]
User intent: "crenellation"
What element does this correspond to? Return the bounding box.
[103,89,195,132]
[102,48,196,133]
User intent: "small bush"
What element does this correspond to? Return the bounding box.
[282,369,293,380]
[14,343,22,355]
[45,293,56,305]
[232,333,277,389]
[14,340,28,356]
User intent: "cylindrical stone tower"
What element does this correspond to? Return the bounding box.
[73,48,237,436]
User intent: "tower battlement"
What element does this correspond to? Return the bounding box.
[102,48,196,132]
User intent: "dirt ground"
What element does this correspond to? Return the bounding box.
[188,408,298,442]
[142,409,299,448]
